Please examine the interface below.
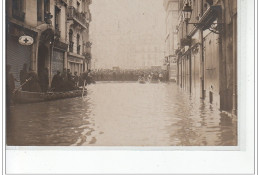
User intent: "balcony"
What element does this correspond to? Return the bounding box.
[67,6,89,29]
[69,41,74,52]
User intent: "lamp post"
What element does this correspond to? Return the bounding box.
[182,3,192,93]
[182,3,192,23]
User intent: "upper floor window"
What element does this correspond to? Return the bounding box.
[77,34,81,54]
[69,29,74,52]
[12,0,25,21]
[44,0,50,13]
[55,6,61,30]
[37,0,42,21]
[77,1,80,11]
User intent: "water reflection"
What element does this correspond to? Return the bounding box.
[7,82,237,146]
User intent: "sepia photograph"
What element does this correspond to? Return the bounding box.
[6,0,238,146]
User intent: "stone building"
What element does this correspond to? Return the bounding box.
[163,0,179,82]
[6,0,92,87]
[175,0,237,115]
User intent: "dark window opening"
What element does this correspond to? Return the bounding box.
[55,6,61,30]
[209,91,213,104]
[44,0,50,13]
[77,1,80,11]
[69,29,74,52]
[12,0,25,21]
[77,34,80,54]
[37,0,42,21]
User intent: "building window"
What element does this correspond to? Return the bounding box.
[12,0,25,21]
[69,29,74,52]
[55,6,61,30]
[37,0,42,21]
[44,0,50,13]
[77,34,81,54]
[77,1,80,11]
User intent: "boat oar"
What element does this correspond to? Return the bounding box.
[82,80,86,98]
[13,77,32,94]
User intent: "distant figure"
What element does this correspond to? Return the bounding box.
[61,69,68,91]
[20,63,28,91]
[159,73,163,81]
[6,65,15,106]
[51,71,62,92]
[39,68,49,92]
[73,72,79,88]
[78,73,84,87]
[27,68,41,92]
[67,69,74,90]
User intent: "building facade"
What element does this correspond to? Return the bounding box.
[175,0,237,115]
[163,0,179,82]
[6,0,92,87]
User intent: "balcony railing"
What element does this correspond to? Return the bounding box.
[67,6,89,29]
[69,41,74,52]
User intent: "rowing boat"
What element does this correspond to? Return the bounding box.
[13,90,87,104]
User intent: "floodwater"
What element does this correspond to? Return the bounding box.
[7,82,237,146]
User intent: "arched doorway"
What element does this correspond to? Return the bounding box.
[37,28,54,85]
[37,44,49,74]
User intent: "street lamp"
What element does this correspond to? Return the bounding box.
[182,3,223,34]
[182,3,192,22]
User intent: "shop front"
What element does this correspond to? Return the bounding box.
[6,23,36,87]
[51,40,68,79]
[67,53,84,75]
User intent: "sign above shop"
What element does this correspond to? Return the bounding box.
[18,36,34,46]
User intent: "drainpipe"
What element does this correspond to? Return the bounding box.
[199,0,205,99]
[232,13,237,116]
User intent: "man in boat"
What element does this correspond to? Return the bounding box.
[19,63,29,91]
[6,65,15,107]
[78,73,84,87]
[67,69,74,91]
[27,68,42,92]
[39,68,49,92]
[51,70,62,92]
[61,68,68,91]
[73,72,79,88]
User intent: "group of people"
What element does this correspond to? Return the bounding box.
[7,63,94,96]
[51,69,94,92]
[90,69,169,82]
[19,63,48,92]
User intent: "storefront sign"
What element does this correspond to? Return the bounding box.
[18,36,34,46]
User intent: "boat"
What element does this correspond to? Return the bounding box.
[148,79,160,83]
[138,78,146,84]
[13,90,87,104]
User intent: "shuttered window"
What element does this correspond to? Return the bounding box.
[6,37,31,87]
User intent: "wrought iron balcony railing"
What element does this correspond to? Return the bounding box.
[67,6,89,29]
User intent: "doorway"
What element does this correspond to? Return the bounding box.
[37,44,49,74]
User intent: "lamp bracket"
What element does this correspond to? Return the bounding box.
[187,22,224,34]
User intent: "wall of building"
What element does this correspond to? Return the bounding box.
[175,0,237,114]
[25,0,37,26]
[6,0,92,90]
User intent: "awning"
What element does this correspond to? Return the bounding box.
[188,5,221,36]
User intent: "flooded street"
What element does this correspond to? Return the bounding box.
[7,82,237,146]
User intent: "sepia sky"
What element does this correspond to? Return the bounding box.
[90,0,166,69]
